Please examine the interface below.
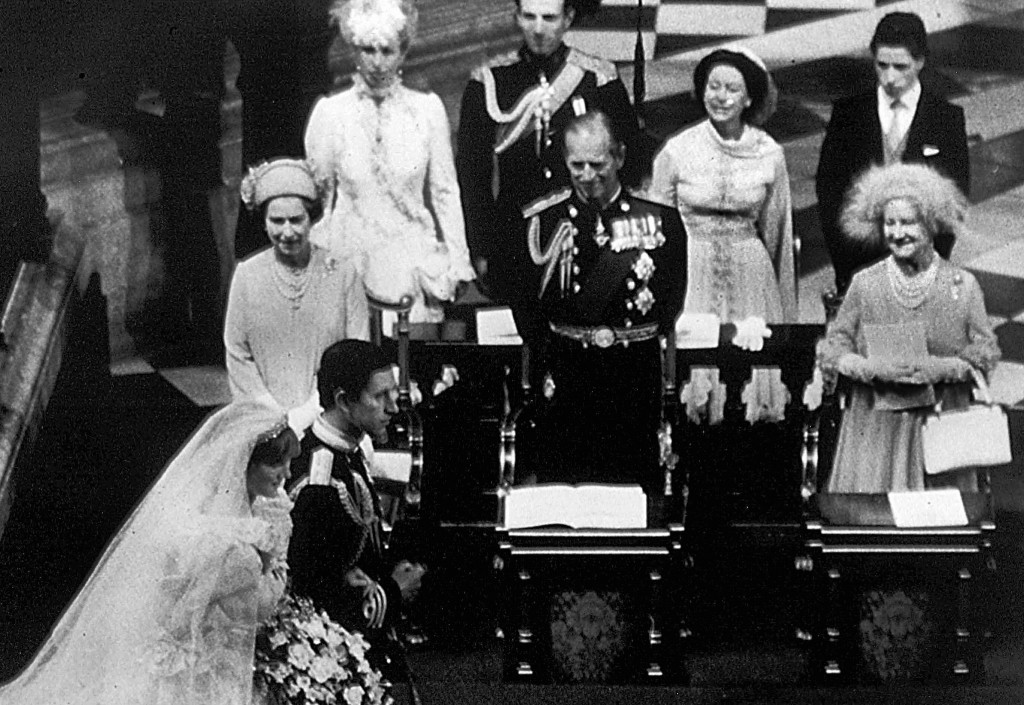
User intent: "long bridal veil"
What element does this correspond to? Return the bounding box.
[0,402,290,705]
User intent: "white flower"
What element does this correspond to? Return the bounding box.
[343,684,366,705]
[269,629,289,649]
[288,641,316,669]
[325,626,345,648]
[309,654,339,684]
[302,617,328,642]
[267,660,290,683]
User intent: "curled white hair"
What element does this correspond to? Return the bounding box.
[840,162,967,245]
[330,0,418,51]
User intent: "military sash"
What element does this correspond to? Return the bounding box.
[477,61,586,155]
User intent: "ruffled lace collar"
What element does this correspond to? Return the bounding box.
[353,72,403,102]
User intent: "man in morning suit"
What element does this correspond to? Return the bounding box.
[515,111,686,491]
[456,0,641,312]
[816,11,970,295]
[288,340,425,645]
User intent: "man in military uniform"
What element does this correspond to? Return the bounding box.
[516,111,686,491]
[456,0,641,308]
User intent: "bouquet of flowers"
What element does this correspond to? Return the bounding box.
[254,593,392,705]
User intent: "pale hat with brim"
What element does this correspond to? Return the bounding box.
[240,158,320,211]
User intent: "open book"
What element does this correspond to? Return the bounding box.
[502,483,647,530]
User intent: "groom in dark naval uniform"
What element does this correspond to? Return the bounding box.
[288,340,425,642]
[456,0,641,308]
[816,11,970,295]
[514,111,686,491]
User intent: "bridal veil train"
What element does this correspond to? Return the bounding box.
[0,402,295,705]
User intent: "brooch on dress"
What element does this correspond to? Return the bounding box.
[951,272,963,301]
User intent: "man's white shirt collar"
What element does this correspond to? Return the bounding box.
[878,81,921,134]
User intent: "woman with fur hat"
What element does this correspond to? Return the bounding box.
[820,162,999,493]
[649,47,796,323]
[225,158,370,434]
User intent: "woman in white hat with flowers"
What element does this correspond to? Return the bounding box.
[225,158,369,435]
[304,0,475,328]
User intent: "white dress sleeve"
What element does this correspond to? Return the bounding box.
[341,259,371,341]
[224,262,279,408]
[647,143,680,209]
[759,144,797,322]
[304,96,338,249]
[424,93,475,283]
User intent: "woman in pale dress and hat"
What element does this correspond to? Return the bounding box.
[820,162,999,493]
[649,46,796,324]
[305,0,474,327]
[225,158,369,434]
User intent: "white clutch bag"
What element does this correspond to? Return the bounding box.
[922,369,1011,475]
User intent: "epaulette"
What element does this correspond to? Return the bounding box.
[522,187,572,219]
[470,49,520,82]
[567,48,618,87]
[626,188,666,208]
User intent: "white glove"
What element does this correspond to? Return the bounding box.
[733,316,773,352]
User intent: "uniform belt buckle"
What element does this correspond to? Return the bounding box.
[592,327,615,348]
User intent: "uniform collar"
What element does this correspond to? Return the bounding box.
[519,43,569,79]
[311,414,363,454]
[572,185,624,215]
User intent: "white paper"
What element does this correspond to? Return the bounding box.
[503,483,646,529]
[887,489,969,527]
[380,310,399,338]
[369,449,412,484]
[476,307,523,345]
[675,313,720,349]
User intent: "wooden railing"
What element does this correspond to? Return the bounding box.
[0,232,96,541]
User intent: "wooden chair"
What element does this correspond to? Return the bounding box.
[796,376,997,683]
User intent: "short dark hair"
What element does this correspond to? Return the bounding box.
[258,195,324,226]
[693,49,769,125]
[562,110,624,157]
[514,0,572,16]
[317,338,397,409]
[249,426,300,467]
[870,12,929,59]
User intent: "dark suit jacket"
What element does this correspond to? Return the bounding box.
[816,89,969,292]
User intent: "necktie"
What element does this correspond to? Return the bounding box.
[885,100,906,160]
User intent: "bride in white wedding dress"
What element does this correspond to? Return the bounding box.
[0,402,298,705]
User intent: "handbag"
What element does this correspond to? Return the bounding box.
[922,368,1012,474]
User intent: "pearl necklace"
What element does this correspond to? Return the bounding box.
[886,256,938,309]
[271,256,313,310]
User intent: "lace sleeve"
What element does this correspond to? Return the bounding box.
[252,492,293,621]
[425,92,474,283]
